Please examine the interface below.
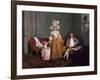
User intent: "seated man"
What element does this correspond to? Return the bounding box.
[63,32,82,60]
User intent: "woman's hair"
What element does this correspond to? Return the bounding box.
[66,32,75,38]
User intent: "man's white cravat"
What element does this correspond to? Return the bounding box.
[69,37,74,47]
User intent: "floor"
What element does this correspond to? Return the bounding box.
[22,46,89,69]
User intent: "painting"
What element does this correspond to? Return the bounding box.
[11,1,97,79]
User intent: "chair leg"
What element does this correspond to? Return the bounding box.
[30,48,33,56]
[36,50,39,56]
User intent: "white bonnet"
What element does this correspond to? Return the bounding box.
[50,20,60,30]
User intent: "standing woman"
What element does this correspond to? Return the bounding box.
[49,20,64,60]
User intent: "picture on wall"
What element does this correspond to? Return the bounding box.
[11,1,97,79]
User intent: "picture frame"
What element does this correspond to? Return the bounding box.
[11,1,97,79]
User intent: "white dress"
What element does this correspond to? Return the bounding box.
[41,45,51,60]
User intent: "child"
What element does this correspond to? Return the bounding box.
[41,41,51,60]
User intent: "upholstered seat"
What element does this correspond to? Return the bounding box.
[29,37,49,56]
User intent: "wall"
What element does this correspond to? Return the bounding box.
[0,0,99,80]
[23,11,87,54]
[23,11,85,54]
[23,11,82,38]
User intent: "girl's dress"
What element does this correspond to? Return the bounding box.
[41,45,50,60]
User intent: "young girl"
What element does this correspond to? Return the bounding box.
[41,41,51,60]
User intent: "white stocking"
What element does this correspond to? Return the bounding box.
[64,50,69,60]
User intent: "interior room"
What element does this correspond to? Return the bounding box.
[22,11,89,68]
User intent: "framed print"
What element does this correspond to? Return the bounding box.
[11,1,97,79]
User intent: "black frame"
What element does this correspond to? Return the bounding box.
[11,1,97,80]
